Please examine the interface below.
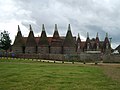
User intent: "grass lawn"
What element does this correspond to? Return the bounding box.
[0,58,120,90]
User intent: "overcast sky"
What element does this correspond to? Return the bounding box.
[0,0,120,48]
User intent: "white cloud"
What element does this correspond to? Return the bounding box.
[0,0,120,48]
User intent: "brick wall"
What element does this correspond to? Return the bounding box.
[9,53,120,63]
[80,53,101,62]
[38,47,49,54]
[63,47,76,54]
[25,47,36,54]
[12,46,23,53]
[103,54,120,63]
[50,47,62,54]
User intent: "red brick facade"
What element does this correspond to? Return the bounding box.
[12,24,111,54]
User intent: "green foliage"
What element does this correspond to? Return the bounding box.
[0,30,11,51]
[0,59,120,90]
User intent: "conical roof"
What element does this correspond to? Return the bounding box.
[86,32,90,43]
[94,32,100,49]
[26,25,36,47]
[63,24,75,47]
[103,33,110,49]
[13,25,24,46]
[77,33,81,43]
[38,24,49,46]
[51,24,62,47]
[96,32,99,43]
[104,33,109,43]
[53,24,59,39]
[84,32,91,49]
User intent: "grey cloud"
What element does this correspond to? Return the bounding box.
[0,0,120,48]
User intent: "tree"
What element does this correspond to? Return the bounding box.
[0,30,11,52]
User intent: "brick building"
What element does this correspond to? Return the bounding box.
[12,24,111,54]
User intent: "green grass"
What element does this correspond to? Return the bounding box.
[0,58,120,90]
